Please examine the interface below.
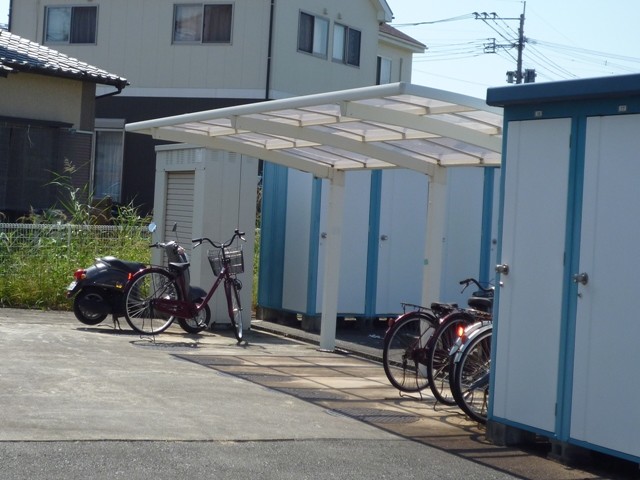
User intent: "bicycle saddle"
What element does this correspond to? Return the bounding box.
[467,296,492,313]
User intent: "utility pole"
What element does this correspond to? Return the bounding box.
[475,2,534,84]
[514,2,526,84]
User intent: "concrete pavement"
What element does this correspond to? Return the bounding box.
[0,308,632,479]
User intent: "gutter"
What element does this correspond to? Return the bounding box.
[96,85,125,99]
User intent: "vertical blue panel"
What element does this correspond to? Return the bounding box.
[305,177,322,315]
[364,170,382,317]
[557,115,586,441]
[257,163,287,308]
[479,167,496,284]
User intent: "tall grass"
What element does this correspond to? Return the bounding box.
[0,163,151,310]
[0,224,151,310]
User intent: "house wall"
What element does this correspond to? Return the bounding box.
[377,36,415,83]
[10,0,413,99]
[269,0,383,97]
[11,0,267,97]
[0,73,89,129]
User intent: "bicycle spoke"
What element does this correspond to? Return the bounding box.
[124,269,179,335]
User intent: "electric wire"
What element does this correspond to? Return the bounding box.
[392,10,640,85]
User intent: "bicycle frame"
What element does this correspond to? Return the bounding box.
[151,265,230,319]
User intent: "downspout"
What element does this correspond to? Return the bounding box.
[7,0,13,30]
[265,0,275,100]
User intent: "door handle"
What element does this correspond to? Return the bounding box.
[495,264,509,275]
[572,272,589,285]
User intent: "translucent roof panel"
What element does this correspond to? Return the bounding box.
[126,82,503,179]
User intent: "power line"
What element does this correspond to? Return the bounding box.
[474,3,527,83]
[393,5,640,86]
[392,14,476,27]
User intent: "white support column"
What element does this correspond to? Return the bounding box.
[422,166,448,306]
[319,170,346,351]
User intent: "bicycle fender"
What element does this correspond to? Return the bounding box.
[385,309,436,335]
[451,322,493,363]
[448,319,487,357]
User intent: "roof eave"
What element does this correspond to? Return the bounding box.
[1,61,128,90]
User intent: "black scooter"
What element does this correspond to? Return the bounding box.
[66,256,145,326]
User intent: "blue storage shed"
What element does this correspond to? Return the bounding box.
[487,73,640,464]
[258,164,500,329]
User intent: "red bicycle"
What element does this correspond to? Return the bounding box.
[123,229,246,342]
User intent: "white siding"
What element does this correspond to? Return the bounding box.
[12,0,271,94]
[10,0,416,99]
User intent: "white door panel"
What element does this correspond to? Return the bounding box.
[493,118,571,432]
[570,114,640,456]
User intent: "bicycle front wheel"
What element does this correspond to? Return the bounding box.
[178,302,211,334]
[124,268,179,335]
[382,312,437,392]
[426,311,474,405]
[225,278,243,343]
[451,329,492,424]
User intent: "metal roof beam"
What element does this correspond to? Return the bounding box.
[147,127,334,178]
[234,116,437,176]
[125,83,409,132]
[340,101,503,153]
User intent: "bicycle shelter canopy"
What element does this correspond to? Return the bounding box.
[126,82,503,350]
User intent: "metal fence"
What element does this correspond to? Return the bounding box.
[0,223,151,261]
[0,223,151,308]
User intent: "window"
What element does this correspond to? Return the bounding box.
[45,6,97,44]
[377,56,392,84]
[332,23,361,67]
[173,4,233,44]
[94,128,124,203]
[297,12,328,57]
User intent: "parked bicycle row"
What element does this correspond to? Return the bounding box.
[65,222,246,343]
[382,278,494,424]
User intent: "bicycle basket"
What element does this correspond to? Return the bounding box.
[208,247,244,276]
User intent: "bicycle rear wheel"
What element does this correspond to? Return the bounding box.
[382,312,437,392]
[225,278,243,343]
[124,268,179,335]
[451,329,492,424]
[426,311,474,405]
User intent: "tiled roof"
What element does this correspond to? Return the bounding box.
[379,23,426,50]
[0,29,128,90]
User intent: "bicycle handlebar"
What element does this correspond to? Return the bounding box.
[459,278,493,293]
[191,229,246,249]
[148,241,177,249]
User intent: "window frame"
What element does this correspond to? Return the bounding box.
[172,3,234,45]
[297,11,329,58]
[376,56,392,84]
[331,22,361,67]
[44,5,98,45]
[93,124,125,203]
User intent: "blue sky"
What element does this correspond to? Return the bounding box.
[390,0,640,97]
[2,0,638,99]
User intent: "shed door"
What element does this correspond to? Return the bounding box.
[375,169,428,313]
[570,114,640,457]
[165,171,194,255]
[492,118,571,432]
